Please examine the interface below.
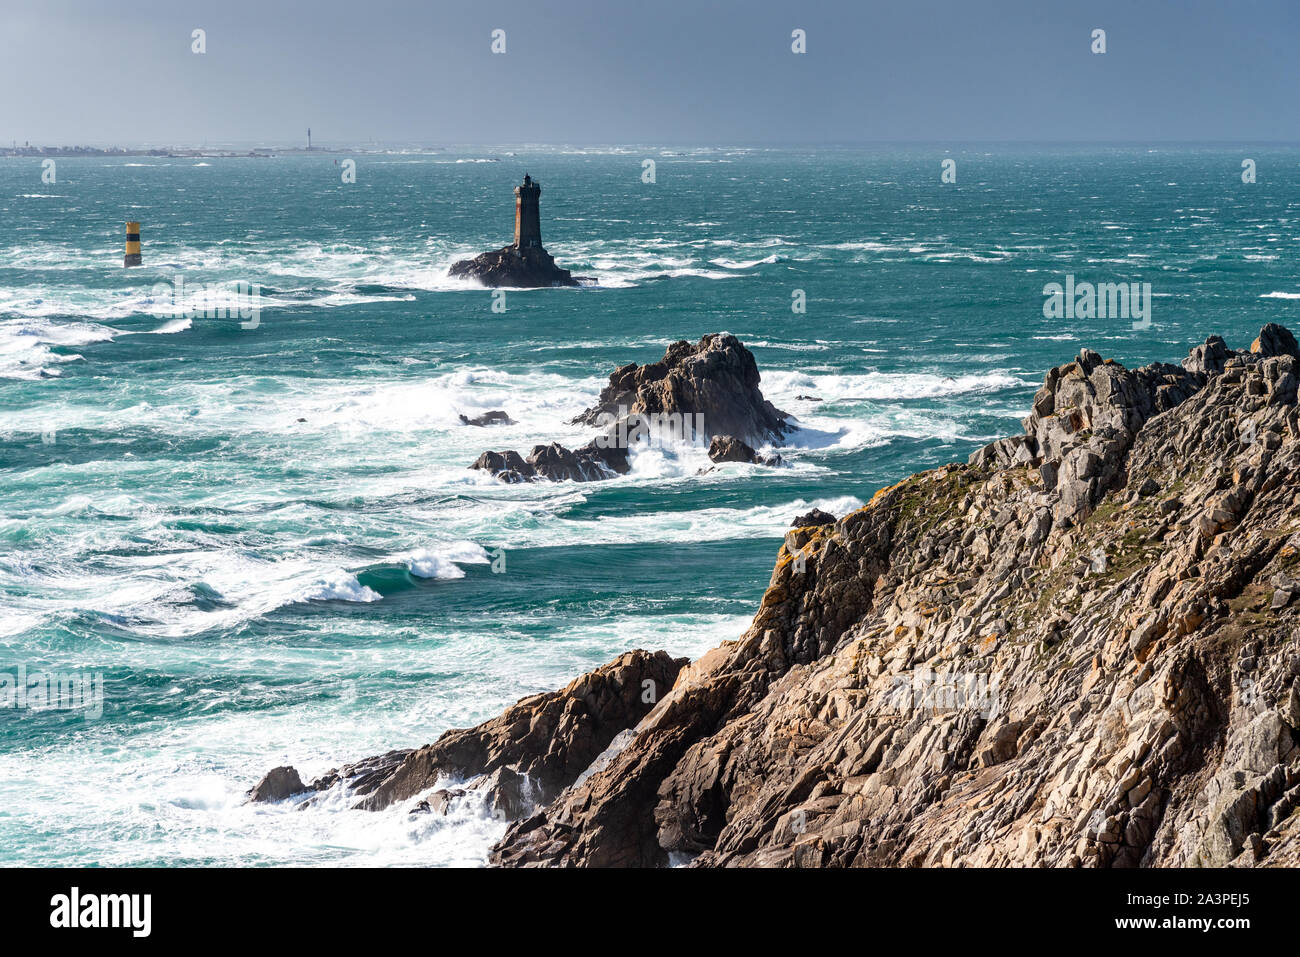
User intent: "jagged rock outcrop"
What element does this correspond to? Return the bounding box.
[472,441,631,483]
[449,245,579,288]
[791,508,836,529]
[472,334,792,483]
[247,766,306,803]
[484,325,1300,867]
[707,435,785,467]
[251,650,687,819]
[574,333,793,447]
[708,435,758,463]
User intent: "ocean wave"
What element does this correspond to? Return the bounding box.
[761,368,1030,402]
[709,254,783,269]
[0,317,115,379]
[786,415,980,451]
[141,317,193,335]
[0,608,754,866]
[301,571,382,603]
[405,542,490,579]
[0,230,790,309]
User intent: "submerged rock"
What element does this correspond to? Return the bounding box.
[459,410,514,427]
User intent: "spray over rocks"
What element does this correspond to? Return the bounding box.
[470,333,794,482]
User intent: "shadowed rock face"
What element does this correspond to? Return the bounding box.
[484,325,1300,868]
[249,650,687,820]
[448,245,578,288]
[472,333,792,483]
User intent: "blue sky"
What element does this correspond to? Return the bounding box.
[3,0,1297,146]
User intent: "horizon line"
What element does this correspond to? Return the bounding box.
[5,139,1300,152]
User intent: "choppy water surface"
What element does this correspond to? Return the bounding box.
[2,145,1297,864]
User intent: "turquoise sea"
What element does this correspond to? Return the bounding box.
[1,145,1298,865]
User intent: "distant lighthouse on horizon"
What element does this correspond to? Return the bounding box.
[307,128,312,150]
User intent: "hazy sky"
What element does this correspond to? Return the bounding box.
[3,0,1297,146]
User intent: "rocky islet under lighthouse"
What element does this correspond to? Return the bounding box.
[449,173,580,287]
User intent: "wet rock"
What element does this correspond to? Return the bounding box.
[704,434,787,467]
[297,748,413,802]
[459,411,514,427]
[479,766,529,820]
[412,788,464,817]
[345,649,687,814]
[248,766,306,803]
[531,441,631,481]
[471,441,631,483]
[573,333,793,447]
[473,333,791,483]
[448,245,578,288]
[708,435,758,463]
[470,450,536,482]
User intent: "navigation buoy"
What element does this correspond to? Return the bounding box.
[124,221,142,267]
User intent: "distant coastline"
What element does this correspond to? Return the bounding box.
[0,145,457,159]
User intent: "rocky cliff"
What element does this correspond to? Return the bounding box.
[489,324,1300,867]
[254,325,1300,868]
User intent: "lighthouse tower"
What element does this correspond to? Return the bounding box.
[513,174,542,250]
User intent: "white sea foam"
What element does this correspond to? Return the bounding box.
[406,542,490,579]
[0,609,753,866]
[708,254,782,269]
[0,317,115,379]
[301,571,382,603]
[761,368,1029,402]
